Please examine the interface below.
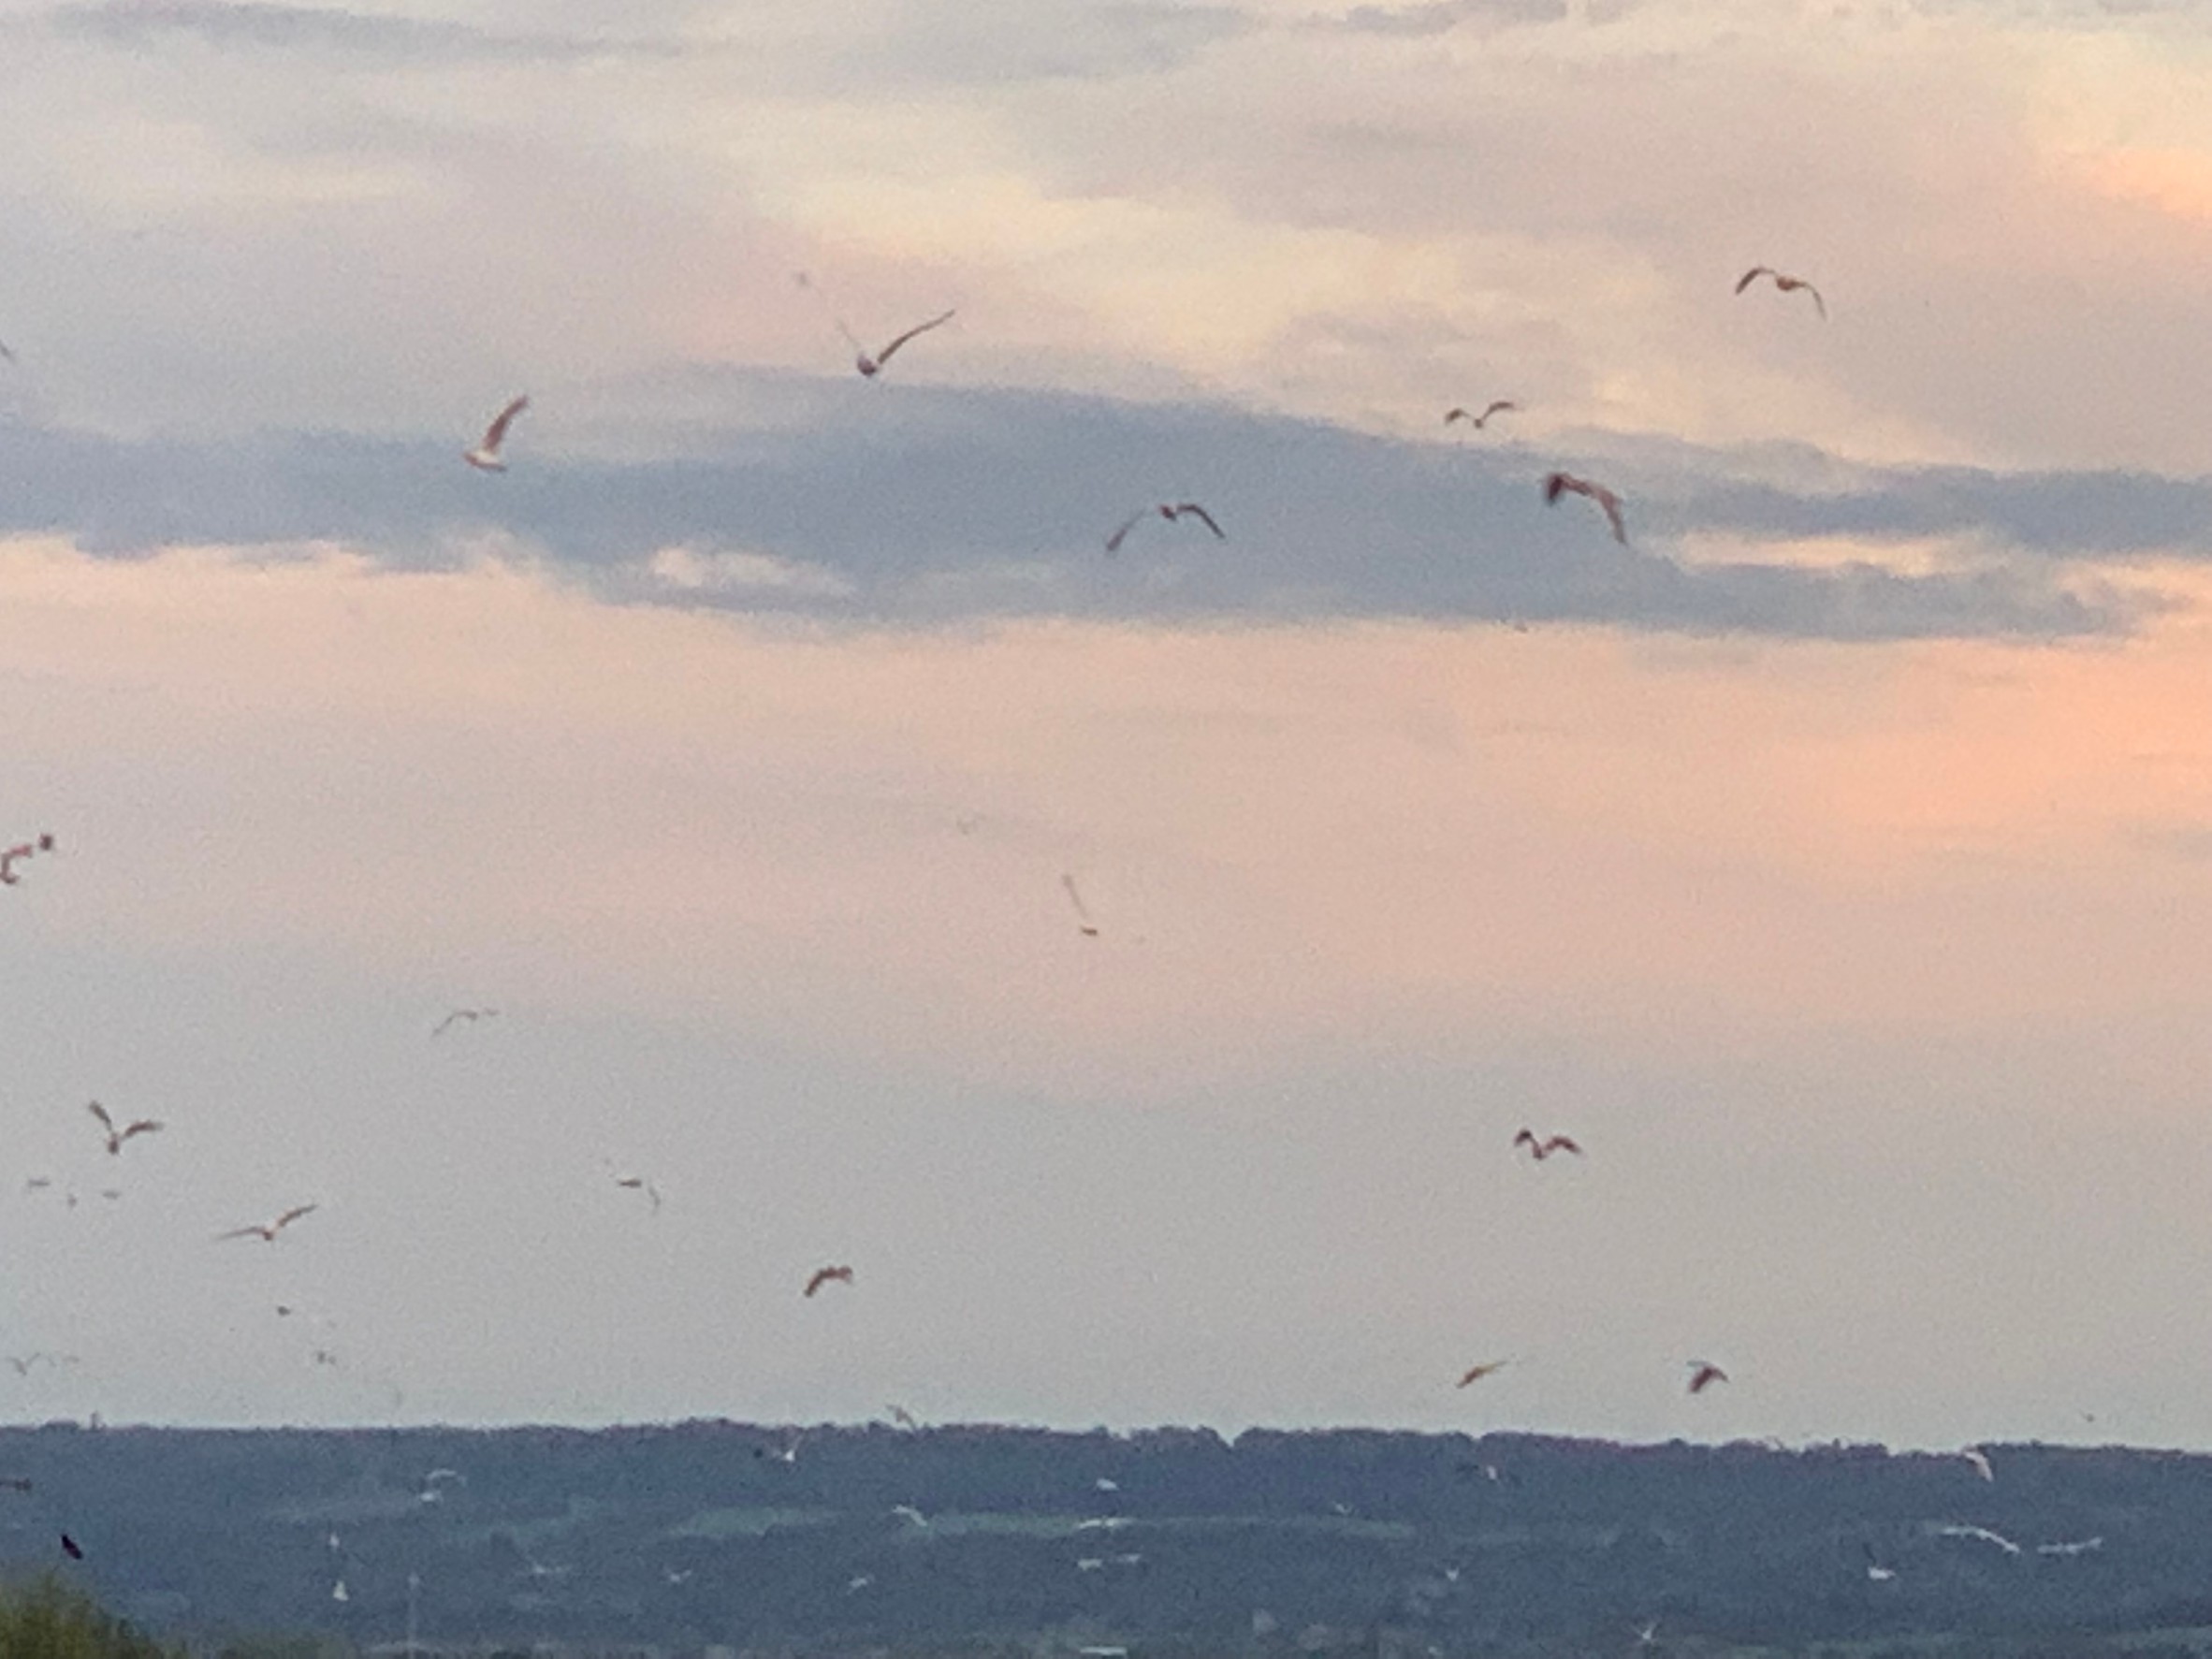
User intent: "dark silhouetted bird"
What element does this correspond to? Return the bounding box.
[1734,266,1826,318]
[217,1204,318,1243]
[1106,502,1225,554]
[88,1100,162,1156]
[1445,400,1517,429]
[804,1265,853,1298]
[1542,473,1626,544]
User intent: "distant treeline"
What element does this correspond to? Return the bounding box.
[1,1423,2210,1657]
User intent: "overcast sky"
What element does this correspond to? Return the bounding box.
[3,0,2212,1451]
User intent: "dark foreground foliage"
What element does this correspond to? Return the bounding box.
[0,1578,174,1659]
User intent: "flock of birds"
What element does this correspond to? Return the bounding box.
[454,263,1828,555]
[0,244,2098,1615]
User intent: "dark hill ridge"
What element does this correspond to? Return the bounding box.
[1,1423,2209,1655]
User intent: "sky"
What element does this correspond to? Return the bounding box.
[4,0,2212,1451]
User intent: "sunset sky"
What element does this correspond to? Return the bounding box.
[2,0,2212,1449]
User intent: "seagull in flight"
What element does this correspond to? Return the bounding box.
[886,1404,920,1429]
[1862,1545,1896,1582]
[804,1264,854,1298]
[87,1100,162,1157]
[1061,873,1101,939]
[1542,472,1626,544]
[1734,266,1826,318]
[5,1353,76,1378]
[1685,1360,1729,1394]
[2036,1535,2103,1556]
[1445,400,1517,429]
[0,832,54,885]
[612,1171,662,1213]
[1106,502,1226,554]
[842,310,954,378]
[217,1204,318,1243]
[1958,1446,1994,1482]
[1513,1128,1581,1161]
[1934,1522,2021,1555]
[891,1505,929,1528]
[432,1007,497,1037]
[462,396,528,472]
[1456,1360,1512,1388]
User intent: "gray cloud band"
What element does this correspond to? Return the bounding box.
[0,380,2169,641]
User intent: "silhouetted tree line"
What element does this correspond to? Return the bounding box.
[0,1424,2209,1657]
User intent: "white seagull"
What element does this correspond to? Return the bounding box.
[842,310,954,378]
[1934,1522,2022,1555]
[1958,1446,1994,1482]
[463,397,529,472]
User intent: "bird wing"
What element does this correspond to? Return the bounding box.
[480,396,529,451]
[1061,873,1096,924]
[1512,1128,1537,1148]
[86,1100,114,1135]
[120,1120,162,1142]
[1172,503,1226,540]
[1479,400,1517,423]
[1545,1135,1583,1157]
[873,310,955,366]
[1456,1361,1506,1387]
[273,1204,318,1231]
[1542,473,1573,505]
[1734,267,1771,294]
[1594,488,1627,544]
[1105,511,1146,554]
[214,1225,266,1242]
[1804,284,1827,319]
[1444,408,1470,425]
[804,1268,833,1297]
